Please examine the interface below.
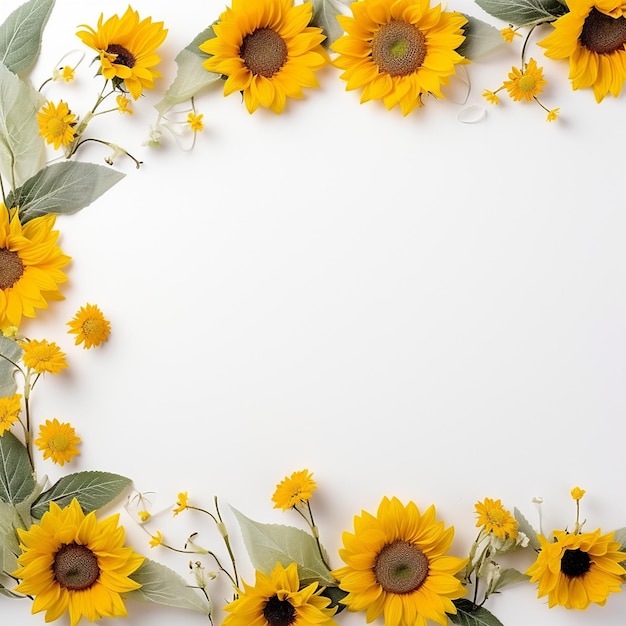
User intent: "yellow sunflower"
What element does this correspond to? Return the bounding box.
[538,0,626,102]
[0,393,21,435]
[0,207,70,330]
[200,0,329,114]
[34,418,81,465]
[332,0,468,115]
[20,339,68,374]
[13,498,144,626]
[503,58,547,101]
[37,101,77,149]
[272,469,317,511]
[76,6,167,99]
[67,302,111,349]
[475,497,518,541]
[526,528,626,609]
[223,562,338,626]
[333,496,467,626]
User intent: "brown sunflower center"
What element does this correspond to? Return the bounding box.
[0,248,24,289]
[372,20,427,77]
[580,8,626,54]
[374,540,429,594]
[560,548,592,578]
[106,43,136,68]
[240,28,288,77]
[262,594,296,626]
[53,542,100,590]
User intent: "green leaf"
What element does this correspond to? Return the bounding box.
[491,567,530,593]
[0,0,55,75]
[612,526,626,555]
[231,508,336,586]
[7,161,125,224]
[30,471,132,518]
[320,585,348,611]
[154,27,220,116]
[475,0,566,27]
[458,15,505,60]
[513,507,541,551]
[0,501,21,576]
[0,431,34,506]
[0,61,45,188]
[0,335,22,397]
[127,558,211,614]
[449,599,505,626]
[308,0,351,49]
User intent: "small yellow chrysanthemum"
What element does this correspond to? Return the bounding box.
[546,107,560,122]
[0,394,21,436]
[149,531,163,548]
[2,326,19,338]
[34,418,81,466]
[37,101,77,150]
[500,27,521,43]
[223,562,338,626]
[272,469,317,511]
[475,497,518,540]
[527,528,626,609]
[571,486,586,501]
[116,94,133,114]
[482,89,500,105]
[20,339,68,374]
[503,58,547,102]
[187,112,204,133]
[173,491,189,516]
[138,510,151,522]
[67,303,111,349]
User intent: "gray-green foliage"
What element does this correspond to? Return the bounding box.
[128,558,211,615]
[0,0,55,75]
[7,161,126,224]
[475,0,567,27]
[309,0,351,49]
[449,599,505,626]
[490,567,531,594]
[513,507,541,550]
[231,507,336,586]
[458,15,505,60]
[0,432,35,506]
[0,336,22,397]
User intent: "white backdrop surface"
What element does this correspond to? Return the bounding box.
[2,0,626,625]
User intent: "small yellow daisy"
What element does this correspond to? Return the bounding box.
[37,101,77,149]
[20,339,68,374]
[272,469,317,511]
[0,394,22,436]
[67,303,111,349]
[34,418,81,465]
[187,112,204,133]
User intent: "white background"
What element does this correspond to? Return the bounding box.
[3,0,626,625]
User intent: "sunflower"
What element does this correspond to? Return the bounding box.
[20,339,68,374]
[503,58,547,101]
[34,418,81,465]
[333,496,467,626]
[37,101,77,149]
[272,469,317,511]
[200,0,329,114]
[475,498,518,541]
[223,562,338,626]
[76,6,167,99]
[526,528,626,609]
[0,393,21,435]
[67,303,111,349]
[0,207,70,330]
[332,0,468,115]
[538,0,626,102]
[13,498,144,626]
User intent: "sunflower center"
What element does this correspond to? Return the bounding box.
[53,542,100,590]
[0,248,25,289]
[371,20,427,77]
[518,74,537,91]
[240,28,288,78]
[560,548,592,578]
[580,8,626,54]
[262,594,296,626]
[106,43,136,68]
[374,540,429,594]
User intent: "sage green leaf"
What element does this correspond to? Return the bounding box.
[0,431,34,506]
[7,161,125,224]
[458,15,505,60]
[612,526,626,555]
[491,567,530,593]
[449,599,505,626]
[0,335,22,397]
[128,558,211,614]
[154,27,220,115]
[14,475,46,530]
[309,0,351,48]
[513,507,541,551]
[0,0,55,75]
[231,508,335,586]
[30,471,132,518]
[0,61,45,188]
[0,585,22,598]
[475,0,566,26]
[0,501,21,575]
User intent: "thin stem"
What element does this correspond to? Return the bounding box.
[214,496,239,587]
